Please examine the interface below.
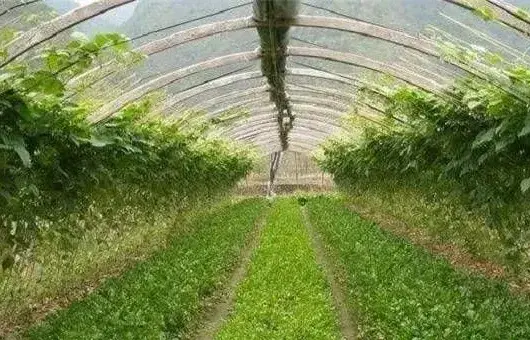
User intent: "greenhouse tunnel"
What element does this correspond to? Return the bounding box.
[2,0,530,338]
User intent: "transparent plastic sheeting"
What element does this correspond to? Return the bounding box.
[3,0,530,154]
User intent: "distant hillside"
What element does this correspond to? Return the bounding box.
[43,0,135,35]
[0,1,56,30]
[7,0,530,89]
[118,0,255,79]
[115,0,530,79]
[44,0,77,14]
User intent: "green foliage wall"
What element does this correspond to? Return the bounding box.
[319,43,530,270]
[0,31,254,264]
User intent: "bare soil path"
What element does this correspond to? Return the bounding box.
[191,211,268,340]
[301,207,357,340]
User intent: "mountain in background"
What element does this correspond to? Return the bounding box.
[5,0,530,89]
[112,0,530,79]
[44,0,77,13]
[43,0,136,35]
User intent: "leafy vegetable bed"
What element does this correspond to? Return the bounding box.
[307,196,530,339]
[26,198,265,339]
[216,198,341,340]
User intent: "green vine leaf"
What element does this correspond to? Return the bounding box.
[20,71,65,97]
[474,6,496,21]
[520,178,530,193]
[472,128,495,149]
[518,114,530,137]
[1,133,31,167]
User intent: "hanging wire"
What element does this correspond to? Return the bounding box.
[290,60,360,85]
[291,36,332,49]
[300,1,367,21]
[301,1,408,32]
[68,38,261,103]
[126,1,253,45]
[167,63,257,103]
[82,1,254,54]
[290,60,409,125]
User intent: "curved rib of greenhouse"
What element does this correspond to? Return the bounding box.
[0,0,464,161]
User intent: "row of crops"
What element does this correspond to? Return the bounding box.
[13,197,528,338]
[27,199,265,339]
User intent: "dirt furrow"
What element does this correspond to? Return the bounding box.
[301,207,357,340]
[192,211,268,340]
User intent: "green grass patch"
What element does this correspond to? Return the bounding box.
[342,180,519,270]
[307,196,530,339]
[216,198,341,340]
[26,198,265,339]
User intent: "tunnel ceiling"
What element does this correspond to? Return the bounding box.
[2,0,530,156]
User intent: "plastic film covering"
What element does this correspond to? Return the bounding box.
[4,0,530,158]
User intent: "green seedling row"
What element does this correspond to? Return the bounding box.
[27,198,265,339]
[216,198,341,340]
[307,196,530,339]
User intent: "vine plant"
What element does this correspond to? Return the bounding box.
[0,30,254,268]
[320,39,530,269]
